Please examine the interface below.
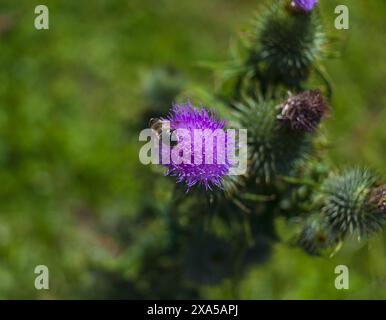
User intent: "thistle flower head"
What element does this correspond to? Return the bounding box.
[291,0,318,13]
[279,90,328,133]
[161,102,233,191]
[370,185,386,213]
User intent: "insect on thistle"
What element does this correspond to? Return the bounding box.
[148,118,178,147]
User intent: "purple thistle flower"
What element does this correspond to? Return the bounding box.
[370,185,386,213]
[160,102,233,191]
[279,90,328,133]
[291,0,318,13]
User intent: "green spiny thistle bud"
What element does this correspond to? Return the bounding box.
[233,97,311,183]
[322,168,386,239]
[298,214,340,256]
[246,0,326,91]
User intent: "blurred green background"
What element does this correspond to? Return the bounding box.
[0,0,385,299]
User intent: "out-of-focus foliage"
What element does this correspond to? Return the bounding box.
[0,0,385,299]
